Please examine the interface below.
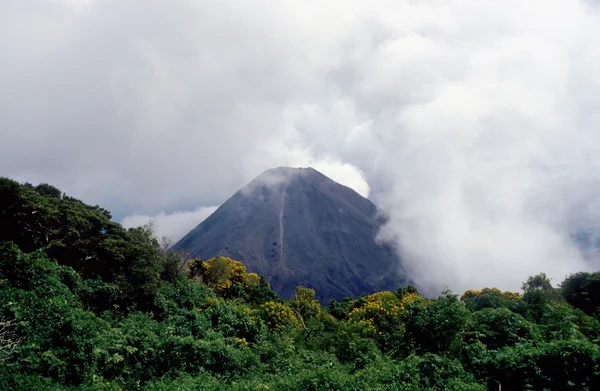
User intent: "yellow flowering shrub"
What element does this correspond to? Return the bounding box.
[348,291,428,336]
[259,301,300,332]
[400,292,427,306]
[348,291,401,334]
[188,256,263,294]
[246,273,261,288]
[349,291,401,317]
[501,290,522,300]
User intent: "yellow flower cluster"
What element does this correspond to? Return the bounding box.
[348,291,427,334]
[188,256,264,293]
[196,296,225,312]
[348,291,402,331]
[259,301,300,332]
[401,292,425,306]
[216,279,233,291]
[501,290,522,300]
[246,273,260,288]
[349,297,400,319]
[365,291,398,302]
[460,287,522,301]
[236,304,260,324]
[205,296,222,306]
[187,258,203,272]
[355,318,377,334]
[237,305,253,316]
[236,337,248,346]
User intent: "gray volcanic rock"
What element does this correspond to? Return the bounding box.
[176,167,409,303]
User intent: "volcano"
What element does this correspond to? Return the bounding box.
[176,167,408,302]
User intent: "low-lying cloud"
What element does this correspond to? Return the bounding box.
[121,205,219,242]
[3,0,600,294]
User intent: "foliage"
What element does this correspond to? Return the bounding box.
[522,272,563,302]
[154,275,215,318]
[2,177,600,390]
[0,316,21,363]
[561,271,600,316]
[461,287,522,302]
[356,355,486,391]
[189,256,279,304]
[470,308,537,350]
[259,301,301,333]
[461,286,526,314]
[486,340,600,390]
[0,177,170,313]
[400,290,468,356]
[347,291,410,352]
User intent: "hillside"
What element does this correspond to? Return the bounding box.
[177,167,409,302]
[1,177,600,390]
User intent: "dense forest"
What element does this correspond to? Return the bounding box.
[1,177,600,390]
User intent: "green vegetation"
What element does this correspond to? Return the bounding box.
[1,177,600,390]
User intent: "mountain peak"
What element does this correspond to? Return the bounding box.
[241,166,336,199]
[252,166,305,184]
[252,166,321,183]
[176,167,408,302]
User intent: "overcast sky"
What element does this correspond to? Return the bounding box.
[3,0,600,294]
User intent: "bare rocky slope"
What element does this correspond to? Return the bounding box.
[176,167,409,302]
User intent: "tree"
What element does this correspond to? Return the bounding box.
[470,308,536,350]
[34,183,62,198]
[0,317,21,363]
[289,286,320,331]
[157,236,189,284]
[522,273,562,302]
[328,297,353,320]
[396,285,419,299]
[122,224,163,310]
[189,256,278,303]
[561,272,600,316]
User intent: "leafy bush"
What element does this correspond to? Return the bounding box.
[489,340,600,390]
[470,308,537,350]
[356,355,485,391]
[3,177,600,390]
[401,291,468,356]
[259,301,300,333]
[561,272,600,316]
[461,287,526,315]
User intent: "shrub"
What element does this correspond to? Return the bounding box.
[470,308,537,350]
[259,302,300,333]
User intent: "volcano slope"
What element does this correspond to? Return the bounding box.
[176,167,409,302]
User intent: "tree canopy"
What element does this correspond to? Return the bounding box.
[1,177,600,390]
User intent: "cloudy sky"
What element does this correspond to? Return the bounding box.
[3,0,600,294]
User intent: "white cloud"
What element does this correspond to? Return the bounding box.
[249,142,371,198]
[121,206,218,242]
[311,161,370,198]
[3,0,600,294]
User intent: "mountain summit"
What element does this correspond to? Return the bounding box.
[176,167,408,302]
